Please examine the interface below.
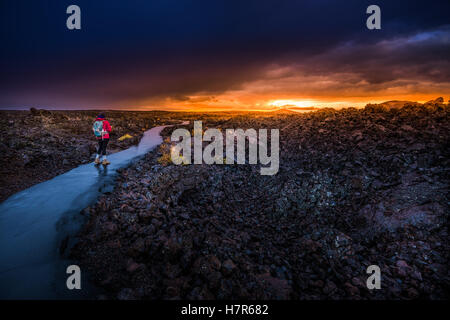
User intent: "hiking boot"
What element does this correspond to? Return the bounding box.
[102,159,110,166]
[94,158,101,165]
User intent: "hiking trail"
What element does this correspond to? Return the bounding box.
[0,124,181,299]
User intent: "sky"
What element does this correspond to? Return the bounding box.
[0,0,449,111]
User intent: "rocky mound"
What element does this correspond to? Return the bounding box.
[72,102,449,300]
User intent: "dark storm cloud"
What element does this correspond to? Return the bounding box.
[0,0,449,108]
[304,26,450,83]
[269,25,450,88]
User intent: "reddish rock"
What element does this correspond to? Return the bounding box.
[221,259,236,276]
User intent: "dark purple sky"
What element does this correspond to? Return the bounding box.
[1,0,449,110]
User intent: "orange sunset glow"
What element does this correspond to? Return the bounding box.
[1,2,449,111]
[127,91,448,112]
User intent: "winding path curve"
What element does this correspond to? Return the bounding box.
[0,124,178,299]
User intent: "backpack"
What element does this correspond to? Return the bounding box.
[93,120,104,137]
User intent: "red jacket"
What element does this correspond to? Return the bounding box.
[95,118,112,139]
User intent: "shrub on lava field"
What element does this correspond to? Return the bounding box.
[157,153,172,166]
[157,143,172,166]
[118,134,133,142]
[157,142,189,165]
[364,104,389,113]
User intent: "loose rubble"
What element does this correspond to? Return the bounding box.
[71,100,449,299]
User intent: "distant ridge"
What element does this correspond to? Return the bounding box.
[365,97,447,109]
[269,108,298,114]
[285,106,318,111]
[371,100,422,109]
[271,105,318,113]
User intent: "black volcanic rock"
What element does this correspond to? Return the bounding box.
[71,103,449,300]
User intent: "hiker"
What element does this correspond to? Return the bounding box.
[93,113,112,165]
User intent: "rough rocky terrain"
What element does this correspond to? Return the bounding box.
[70,99,449,300]
[0,109,180,201]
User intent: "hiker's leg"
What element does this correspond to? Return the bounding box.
[101,139,109,158]
[96,139,102,160]
[101,139,110,164]
[97,140,103,157]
